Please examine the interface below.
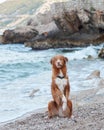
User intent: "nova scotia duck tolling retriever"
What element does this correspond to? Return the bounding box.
[48,55,72,118]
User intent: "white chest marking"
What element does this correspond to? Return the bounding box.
[55,78,67,92]
[55,70,67,92]
[55,70,68,111]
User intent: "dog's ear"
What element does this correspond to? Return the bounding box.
[64,57,68,62]
[50,58,53,64]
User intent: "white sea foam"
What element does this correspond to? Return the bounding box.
[65,45,98,60]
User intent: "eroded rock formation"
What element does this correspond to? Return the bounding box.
[2,26,38,44]
[1,0,104,49]
[25,9,104,49]
[53,10,82,35]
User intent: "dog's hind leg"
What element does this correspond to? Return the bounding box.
[67,99,72,117]
[48,101,58,118]
[63,99,72,118]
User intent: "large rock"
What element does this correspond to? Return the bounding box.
[2,26,38,44]
[25,33,104,50]
[25,8,104,49]
[86,70,101,80]
[98,48,104,58]
[53,9,104,35]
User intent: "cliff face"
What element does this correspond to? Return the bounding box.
[1,0,104,49]
[27,0,104,28]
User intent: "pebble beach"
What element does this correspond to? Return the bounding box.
[0,78,104,130]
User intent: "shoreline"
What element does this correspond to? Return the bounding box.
[0,78,104,130]
[0,107,47,125]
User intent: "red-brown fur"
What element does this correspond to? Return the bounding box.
[48,55,72,118]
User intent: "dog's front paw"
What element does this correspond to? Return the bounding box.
[62,95,67,111]
[62,102,67,111]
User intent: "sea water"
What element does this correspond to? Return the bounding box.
[0,43,104,122]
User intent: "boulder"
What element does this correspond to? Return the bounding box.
[29,89,40,97]
[2,26,38,44]
[98,48,104,58]
[86,70,101,80]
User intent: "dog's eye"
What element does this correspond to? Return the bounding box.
[59,58,62,61]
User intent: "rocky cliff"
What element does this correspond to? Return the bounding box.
[1,0,104,49]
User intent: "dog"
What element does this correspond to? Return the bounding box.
[48,55,72,118]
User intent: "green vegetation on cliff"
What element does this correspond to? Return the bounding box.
[0,0,44,30]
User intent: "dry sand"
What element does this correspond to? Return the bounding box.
[0,78,104,130]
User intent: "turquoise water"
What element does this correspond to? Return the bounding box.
[0,43,104,122]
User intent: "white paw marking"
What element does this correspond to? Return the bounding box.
[62,95,67,111]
